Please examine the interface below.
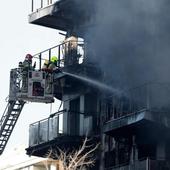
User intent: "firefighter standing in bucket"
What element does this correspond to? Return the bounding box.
[19,54,34,92]
[42,56,58,94]
[42,59,51,94]
[23,54,34,70]
[42,56,58,72]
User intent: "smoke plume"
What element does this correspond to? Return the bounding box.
[84,0,170,89]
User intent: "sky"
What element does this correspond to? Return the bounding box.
[0,0,65,154]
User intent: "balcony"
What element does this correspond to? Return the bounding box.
[29,0,95,32]
[105,159,170,170]
[103,83,170,136]
[26,110,98,157]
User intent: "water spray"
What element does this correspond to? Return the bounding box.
[63,71,122,96]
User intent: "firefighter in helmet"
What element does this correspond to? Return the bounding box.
[48,56,58,71]
[20,54,34,92]
[23,54,34,70]
[45,56,58,94]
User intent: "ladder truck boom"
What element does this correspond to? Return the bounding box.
[0,100,25,155]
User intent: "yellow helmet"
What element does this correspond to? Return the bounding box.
[51,56,58,62]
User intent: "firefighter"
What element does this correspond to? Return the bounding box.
[22,54,35,71]
[42,59,51,94]
[44,56,58,94]
[48,56,58,71]
[20,54,34,92]
[20,54,33,70]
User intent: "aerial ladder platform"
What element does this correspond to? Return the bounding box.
[0,39,83,155]
[0,68,54,155]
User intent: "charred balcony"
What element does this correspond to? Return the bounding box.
[103,83,170,136]
[26,110,99,157]
[105,158,170,170]
[29,0,95,32]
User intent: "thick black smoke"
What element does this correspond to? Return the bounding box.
[84,0,170,90]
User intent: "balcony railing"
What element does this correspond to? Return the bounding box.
[106,158,170,170]
[31,40,85,71]
[31,0,59,13]
[105,82,170,122]
[29,110,95,147]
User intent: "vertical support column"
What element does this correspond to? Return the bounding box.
[41,0,43,8]
[47,117,49,141]
[57,114,59,135]
[130,135,138,164]
[115,139,119,165]
[80,95,84,113]
[58,45,61,67]
[79,95,84,135]
[83,42,86,61]
[38,121,40,145]
[63,95,70,134]
[49,49,51,62]
[39,54,42,70]
[31,0,34,12]
[99,134,105,170]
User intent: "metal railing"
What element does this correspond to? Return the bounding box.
[31,40,85,71]
[105,158,148,170]
[31,0,59,13]
[105,82,170,122]
[105,158,170,170]
[29,110,94,147]
[29,110,65,146]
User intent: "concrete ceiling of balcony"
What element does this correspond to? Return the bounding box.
[29,0,94,34]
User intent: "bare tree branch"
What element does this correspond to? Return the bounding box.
[45,137,99,170]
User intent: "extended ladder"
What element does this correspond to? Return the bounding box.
[0,100,25,155]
